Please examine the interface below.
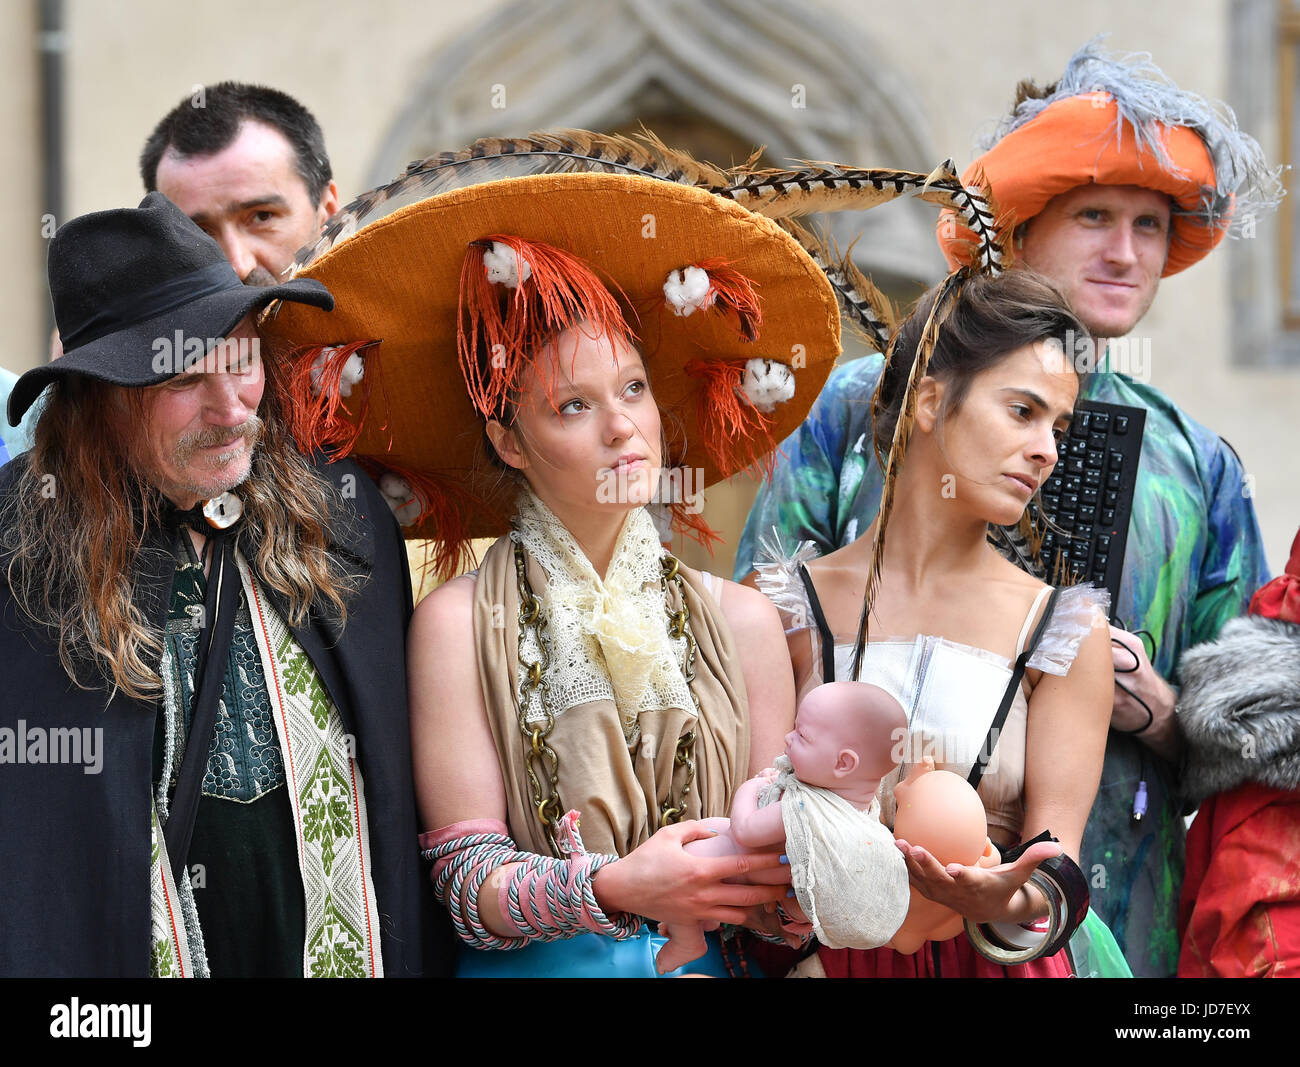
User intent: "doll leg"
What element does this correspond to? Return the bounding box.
[654,922,712,974]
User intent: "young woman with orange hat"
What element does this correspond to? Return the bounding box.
[262,135,863,975]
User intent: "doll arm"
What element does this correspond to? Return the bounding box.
[728,775,787,849]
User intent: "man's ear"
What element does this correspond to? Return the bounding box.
[486,419,528,471]
[913,376,944,434]
[315,180,341,228]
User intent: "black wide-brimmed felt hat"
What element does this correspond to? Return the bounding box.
[8,191,335,426]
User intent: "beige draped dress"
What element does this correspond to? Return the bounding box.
[471,534,751,858]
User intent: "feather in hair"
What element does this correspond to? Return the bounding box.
[987,512,1047,579]
[917,161,1011,274]
[850,268,970,680]
[721,163,960,219]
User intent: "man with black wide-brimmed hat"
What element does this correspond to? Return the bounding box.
[0,192,436,977]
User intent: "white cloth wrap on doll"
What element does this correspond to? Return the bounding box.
[758,755,909,949]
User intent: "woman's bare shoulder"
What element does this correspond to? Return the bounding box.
[803,538,865,581]
[411,572,477,642]
[681,565,783,636]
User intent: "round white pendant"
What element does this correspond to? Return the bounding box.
[202,491,243,529]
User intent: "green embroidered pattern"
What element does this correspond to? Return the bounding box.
[302,748,354,877]
[306,892,366,977]
[147,803,187,978]
[244,555,382,977]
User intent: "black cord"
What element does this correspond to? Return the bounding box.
[1109,617,1160,823]
[1110,637,1154,734]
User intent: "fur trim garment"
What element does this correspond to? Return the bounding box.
[1176,614,1300,807]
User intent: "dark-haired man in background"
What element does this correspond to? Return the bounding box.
[140,81,339,286]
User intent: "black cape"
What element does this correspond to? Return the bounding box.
[0,453,448,977]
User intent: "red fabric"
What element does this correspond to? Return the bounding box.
[819,937,1073,978]
[1248,528,1300,624]
[1177,784,1300,977]
[937,92,1224,277]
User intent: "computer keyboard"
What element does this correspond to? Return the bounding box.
[1033,400,1145,614]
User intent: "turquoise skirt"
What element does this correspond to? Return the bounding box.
[455,925,733,978]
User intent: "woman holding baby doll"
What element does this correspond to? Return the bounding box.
[753,270,1115,977]
[263,137,866,976]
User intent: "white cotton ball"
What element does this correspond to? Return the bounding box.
[337,352,365,397]
[483,241,531,288]
[663,266,713,317]
[308,346,338,396]
[378,472,422,526]
[309,346,366,398]
[741,358,795,413]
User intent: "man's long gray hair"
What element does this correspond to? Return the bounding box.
[0,350,360,701]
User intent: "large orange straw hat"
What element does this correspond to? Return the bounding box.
[938,40,1281,277]
[261,133,1005,576]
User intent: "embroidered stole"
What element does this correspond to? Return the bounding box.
[149,553,383,977]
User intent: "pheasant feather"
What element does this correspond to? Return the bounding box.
[850,268,970,680]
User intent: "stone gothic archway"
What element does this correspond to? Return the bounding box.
[366,0,950,288]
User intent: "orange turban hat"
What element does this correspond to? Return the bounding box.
[938,42,1280,277]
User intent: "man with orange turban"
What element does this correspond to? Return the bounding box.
[736,41,1281,977]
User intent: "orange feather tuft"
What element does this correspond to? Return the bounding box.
[457,235,638,419]
[683,359,777,479]
[287,341,382,458]
[354,457,490,582]
[693,258,763,341]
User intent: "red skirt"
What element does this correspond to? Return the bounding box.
[819,936,1073,978]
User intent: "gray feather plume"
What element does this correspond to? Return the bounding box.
[978,36,1284,235]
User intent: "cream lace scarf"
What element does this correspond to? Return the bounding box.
[511,491,694,746]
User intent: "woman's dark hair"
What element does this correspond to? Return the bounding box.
[872,270,1090,457]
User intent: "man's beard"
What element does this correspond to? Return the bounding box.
[242,267,280,287]
[170,415,265,498]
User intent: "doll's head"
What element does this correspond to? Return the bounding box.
[783,681,907,799]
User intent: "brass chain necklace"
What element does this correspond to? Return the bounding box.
[513,543,700,856]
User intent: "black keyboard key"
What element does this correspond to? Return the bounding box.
[1098,534,1111,552]
[1079,505,1096,522]
[1058,513,1075,530]
[1066,476,1082,493]
[1087,449,1104,467]
[1062,493,1079,510]
[1107,472,1122,489]
[1067,457,1084,473]
[1078,411,1091,432]
[1105,490,1119,508]
[1114,414,1128,435]
[1093,553,1108,572]
[1071,542,1091,561]
[1069,438,1087,456]
[1108,450,1124,470]
[1075,524,1094,539]
[1045,494,1059,510]
[1089,432,1108,451]
[1081,487,1098,505]
[1092,412,1110,432]
[1101,508,1115,526]
[1084,470,1101,487]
